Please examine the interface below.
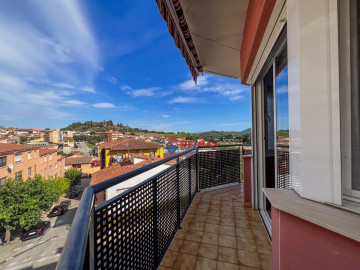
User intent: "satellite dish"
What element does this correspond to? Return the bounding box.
[8,164,14,170]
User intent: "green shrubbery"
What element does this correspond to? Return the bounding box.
[0,175,70,244]
[65,168,82,186]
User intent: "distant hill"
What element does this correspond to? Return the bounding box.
[61,121,251,142]
[195,128,251,140]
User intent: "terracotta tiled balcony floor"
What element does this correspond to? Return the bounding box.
[159,184,272,270]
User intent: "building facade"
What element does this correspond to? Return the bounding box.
[40,129,60,143]
[99,139,164,169]
[100,130,124,142]
[0,144,65,186]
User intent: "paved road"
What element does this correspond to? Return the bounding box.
[0,179,90,270]
[77,141,92,156]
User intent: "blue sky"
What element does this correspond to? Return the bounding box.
[0,0,251,133]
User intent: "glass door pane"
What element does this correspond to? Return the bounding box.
[275,47,290,189]
[263,66,275,217]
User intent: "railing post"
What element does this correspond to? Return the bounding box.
[152,178,158,268]
[188,158,192,203]
[220,149,223,185]
[196,148,199,191]
[176,157,181,227]
[239,145,242,183]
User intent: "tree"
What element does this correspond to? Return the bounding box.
[65,168,82,186]
[0,175,70,244]
[19,137,28,144]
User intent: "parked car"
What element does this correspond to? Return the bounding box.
[60,200,71,208]
[21,221,50,241]
[69,189,82,198]
[48,205,67,217]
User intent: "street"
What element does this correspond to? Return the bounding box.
[77,141,92,156]
[0,179,90,270]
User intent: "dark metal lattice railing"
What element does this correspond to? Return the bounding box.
[57,145,243,270]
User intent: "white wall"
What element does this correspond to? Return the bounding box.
[287,0,341,204]
[105,164,171,200]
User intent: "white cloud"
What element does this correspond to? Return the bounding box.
[81,86,96,93]
[168,96,198,104]
[120,85,131,90]
[128,87,161,97]
[179,76,208,90]
[162,114,170,118]
[104,75,118,85]
[92,103,116,108]
[0,1,98,121]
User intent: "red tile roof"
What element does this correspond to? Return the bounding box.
[0,143,39,155]
[39,148,57,156]
[100,139,163,151]
[90,156,163,186]
[130,153,154,159]
[63,137,74,141]
[65,156,92,165]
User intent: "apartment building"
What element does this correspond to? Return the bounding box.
[99,130,124,142]
[40,129,60,143]
[0,144,65,186]
[65,156,100,176]
[99,139,164,169]
[59,130,73,142]
[63,137,74,148]
[39,148,64,179]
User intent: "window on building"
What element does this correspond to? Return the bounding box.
[15,171,22,180]
[15,154,21,164]
[34,165,37,173]
[28,152,31,160]
[44,168,47,175]
[55,163,57,169]
[44,156,46,163]
[49,165,52,173]
[49,154,52,161]
[150,151,155,157]
[0,177,6,187]
[340,0,360,200]
[28,167,31,177]
[138,150,143,155]
[0,156,6,167]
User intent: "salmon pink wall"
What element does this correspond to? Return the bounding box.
[240,0,276,84]
[242,156,252,207]
[272,207,360,270]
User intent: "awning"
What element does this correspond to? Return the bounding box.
[156,0,249,82]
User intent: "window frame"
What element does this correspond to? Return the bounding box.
[0,177,6,187]
[0,156,6,168]
[15,153,22,164]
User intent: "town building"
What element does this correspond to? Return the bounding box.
[39,148,65,179]
[63,137,74,148]
[59,130,74,142]
[99,130,124,142]
[65,156,100,177]
[99,139,164,169]
[40,129,60,143]
[0,144,65,186]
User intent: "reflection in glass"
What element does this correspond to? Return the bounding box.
[275,47,290,189]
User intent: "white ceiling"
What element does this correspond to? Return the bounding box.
[180,0,249,79]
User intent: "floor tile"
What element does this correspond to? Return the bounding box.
[237,249,261,269]
[204,223,220,234]
[219,225,236,236]
[236,237,256,252]
[201,232,219,246]
[259,253,272,270]
[160,250,178,268]
[169,238,184,252]
[251,229,268,241]
[218,247,238,264]
[195,257,217,270]
[185,230,203,242]
[173,253,197,270]
[191,221,205,232]
[219,235,237,248]
[193,215,207,223]
[198,243,218,260]
[235,228,254,239]
[255,240,272,255]
[180,240,200,256]
[205,216,220,225]
[217,261,240,270]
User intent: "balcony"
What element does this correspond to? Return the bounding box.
[56,145,268,270]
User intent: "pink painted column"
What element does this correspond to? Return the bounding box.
[272,207,360,270]
[242,155,252,208]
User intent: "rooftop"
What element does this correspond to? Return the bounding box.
[63,137,74,141]
[65,156,93,165]
[90,156,163,185]
[99,139,163,151]
[39,148,57,156]
[0,143,39,155]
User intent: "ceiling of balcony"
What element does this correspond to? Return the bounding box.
[180,0,249,79]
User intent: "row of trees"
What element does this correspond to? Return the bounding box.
[0,169,82,244]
